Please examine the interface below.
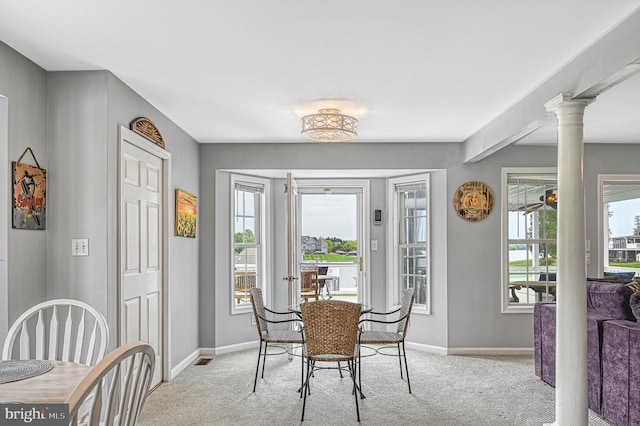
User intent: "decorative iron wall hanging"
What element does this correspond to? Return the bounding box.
[12,147,46,230]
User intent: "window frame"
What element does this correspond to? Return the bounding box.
[597,174,640,277]
[501,167,557,314]
[387,174,430,315]
[230,174,271,315]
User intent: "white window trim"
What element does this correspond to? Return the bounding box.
[387,173,431,315]
[501,167,557,314]
[597,174,640,276]
[230,174,271,315]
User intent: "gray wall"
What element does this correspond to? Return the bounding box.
[45,70,201,367]
[201,142,640,351]
[106,74,201,366]
[200,142,459,350]
[0,41,48,341]
[4,37,640,365]
[447,145,557,348]
[46,71,109,320]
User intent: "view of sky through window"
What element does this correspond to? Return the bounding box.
[301,194,356,240]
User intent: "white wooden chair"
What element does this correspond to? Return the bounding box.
[2,299,109,366]
[65,341,155,426]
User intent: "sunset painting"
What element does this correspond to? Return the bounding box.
[175,189,197,238]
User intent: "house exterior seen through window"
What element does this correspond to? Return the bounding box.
[389,174,430,313]
[503,168,557,312]
[232,176,266,313]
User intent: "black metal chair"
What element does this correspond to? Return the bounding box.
[249,287,303,392]
[358,287,415,394]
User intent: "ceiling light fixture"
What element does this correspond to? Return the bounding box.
[301,108,358,142]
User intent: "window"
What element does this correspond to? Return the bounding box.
[502,168,557,312]
[231,175,269,313]
[388,174,430,313]
[599,175,640,279]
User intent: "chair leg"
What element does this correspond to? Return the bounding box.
[397,342,404,379]
[261,342,268,378]
[358,346,362,395]
[253,340,263,392]
[349,359,361,422]
[301,359,314,421]
[300,347,305,398]
[338,361,343,378]
[357,346,365,399]
[402,341,411,394]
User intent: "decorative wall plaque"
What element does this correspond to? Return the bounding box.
[130,117,165,149]
[12,147,46,230]
[453,181,494,222]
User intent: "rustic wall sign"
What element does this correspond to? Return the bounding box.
[130,117,165,149]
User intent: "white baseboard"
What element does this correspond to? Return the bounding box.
[200,340,259,357]
[170,348,200,380]
[446,347,534,356]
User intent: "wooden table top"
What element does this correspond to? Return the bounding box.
[510,281,557,287]
[0,360,91,404]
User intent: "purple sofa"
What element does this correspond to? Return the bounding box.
[534,279,640,424]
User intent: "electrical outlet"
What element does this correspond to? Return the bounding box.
[251,315,256,326]
[72,239,89,256]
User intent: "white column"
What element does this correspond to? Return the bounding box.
[544,93,594,426]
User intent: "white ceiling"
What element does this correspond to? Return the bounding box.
[1,0,639,148]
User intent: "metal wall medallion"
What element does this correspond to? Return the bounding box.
[453,181,494,222]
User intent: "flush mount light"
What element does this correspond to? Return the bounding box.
[300,108,358,142]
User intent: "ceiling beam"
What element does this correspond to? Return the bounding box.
[463,8,640,163]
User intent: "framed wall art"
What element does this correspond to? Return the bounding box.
[12,148,46,230]
[175,189,197,238]
[453,181,494,222]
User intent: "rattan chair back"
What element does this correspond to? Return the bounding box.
[249,288,269,337]
[301,300,361,359]
[397,288,415,335]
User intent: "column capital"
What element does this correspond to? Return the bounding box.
[545,92,595,114]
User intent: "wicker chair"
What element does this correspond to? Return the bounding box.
[300,300,362,422]
[300,270,320,302]
[249,287,303,392]
[358,287,415,394]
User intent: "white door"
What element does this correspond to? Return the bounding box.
[297,180,369,305]
[285,173,300,308]
[120,140,163,388]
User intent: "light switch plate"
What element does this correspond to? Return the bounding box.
[72,239,89,256]
[371,240,378,251]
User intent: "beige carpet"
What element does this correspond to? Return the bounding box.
[138,347,611,425]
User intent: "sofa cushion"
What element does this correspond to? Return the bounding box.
[604,271,636,281]
[533,302,608,413]
[602,320,640,425]
[539,303,556,386]
[629,290,640,321]
[587,280,635,320]
[587,313,611,414]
